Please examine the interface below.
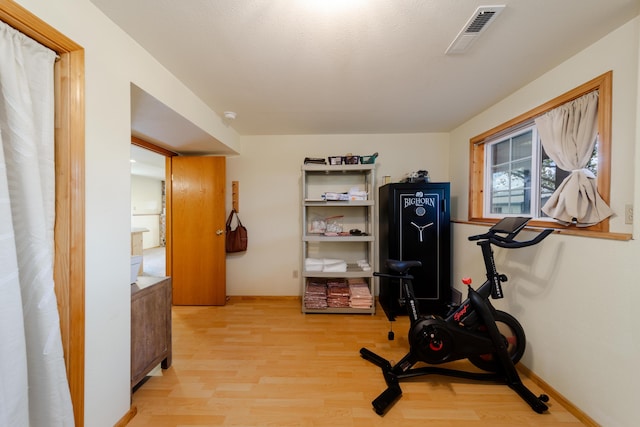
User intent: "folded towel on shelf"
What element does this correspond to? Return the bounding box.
[305,258,348,272]
[305,258,324,271]
[356,259,372,270]
[348,280,373,308]
[322,261,348,272]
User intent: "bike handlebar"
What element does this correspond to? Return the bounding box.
[468,227,553,248]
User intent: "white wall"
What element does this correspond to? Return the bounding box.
[13,1,239,426]
[449,17,640,427]
[226,133,449,296]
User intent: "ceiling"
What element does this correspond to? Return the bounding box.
[130,84,236,156]
[93,0,639,151]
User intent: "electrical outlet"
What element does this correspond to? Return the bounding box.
[292,269,298,279]
[625,204,633,224]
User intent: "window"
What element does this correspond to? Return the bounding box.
[485,125,537,217]
[484,123,598,219]
[469,71,612,234]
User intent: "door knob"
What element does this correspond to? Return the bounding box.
[216,229,224,235]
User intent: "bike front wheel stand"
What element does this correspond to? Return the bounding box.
[360,347,403,415]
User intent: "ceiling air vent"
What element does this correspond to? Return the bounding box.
[445,5,505,55]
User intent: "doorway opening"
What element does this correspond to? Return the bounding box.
[130,141,173,278]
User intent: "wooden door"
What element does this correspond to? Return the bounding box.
[170,156,226,305]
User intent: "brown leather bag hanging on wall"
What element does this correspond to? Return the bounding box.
[225,209,248,253]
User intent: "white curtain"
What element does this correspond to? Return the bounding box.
[0,22,74,426]
[535,91,613,226]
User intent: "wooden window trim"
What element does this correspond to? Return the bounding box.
[0,1,86,425]
[468,71,629,240]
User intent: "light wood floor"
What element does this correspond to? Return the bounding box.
[128,298,586,427]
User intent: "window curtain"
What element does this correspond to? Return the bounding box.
[0,22,74,426]
[534,91,613,226]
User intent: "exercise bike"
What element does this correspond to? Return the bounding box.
[360,216,553,416]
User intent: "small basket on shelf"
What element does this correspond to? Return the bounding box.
[328,156,344,165]
[344,155,360,164]
[360,152,378,164]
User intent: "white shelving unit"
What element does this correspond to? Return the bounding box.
[301,163,376,314]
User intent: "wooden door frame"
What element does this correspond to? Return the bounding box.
[130,137,177,278]
[0,1,86,425]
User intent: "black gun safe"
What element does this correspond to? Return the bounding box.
[378,182,451,319]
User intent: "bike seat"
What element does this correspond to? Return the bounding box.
[385,259,422,274]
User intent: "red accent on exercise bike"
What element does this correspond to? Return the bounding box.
[429,340,444,351]
[453,303,469,322]
[462,277,473,285]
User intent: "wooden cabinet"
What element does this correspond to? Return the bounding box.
[131,276,172,389]
[301,164,376,314]
[378,182,452,319]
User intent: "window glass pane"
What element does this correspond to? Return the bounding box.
[512,189,528,214]
[586,140,598,176]
[510,159,531,190]
[491,164,509,191]
[490,190,509,214]
[492,140,510,165]
[490,189,530,215]
[487,127,534,217]
[512,131,532,161]
[540,148,556,217]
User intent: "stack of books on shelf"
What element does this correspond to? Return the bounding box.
[348,278,373,309]
[304,279,327,309]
